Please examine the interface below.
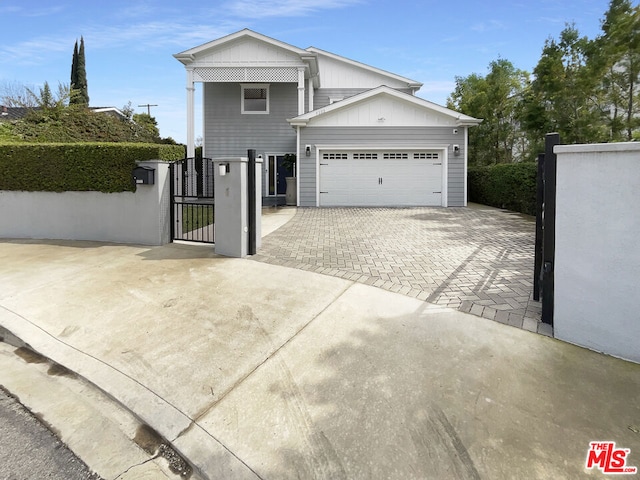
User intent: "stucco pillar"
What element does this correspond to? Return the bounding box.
[186,68,195,158]
[297,67,305,115]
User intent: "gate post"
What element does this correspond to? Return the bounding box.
[213,155,262,257]
[533,153,544,301]
[541,133,560,325]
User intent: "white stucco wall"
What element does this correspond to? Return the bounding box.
[0,161,171,246]
[554,142,640,363]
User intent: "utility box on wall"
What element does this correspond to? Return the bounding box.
[213,156,262,257]
[132,166,155,185]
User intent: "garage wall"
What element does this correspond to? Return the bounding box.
[298,126,465,206]
[554,142,640,364]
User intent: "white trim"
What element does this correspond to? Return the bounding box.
[241,83,269,114]
[174,29,319,83]
[316,145,448,207]
[296,126,301,207]
[314,144,451,151]
[315,145,321,206]
[288,86,481,127]
[297,67,305,115]
[442,148,448,208]
[463,127,468,207]
[176,29,314,60]
[186,68,195,157]
[307,77,314,112]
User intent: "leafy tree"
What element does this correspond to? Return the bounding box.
[133,113,160,140]
[1,81,69,110]
[1,81,36,107]
[448,59,529,165]
[520,24,608,147]
[70,37,89,106]
[595,0,640,140]
[121,101,135,121]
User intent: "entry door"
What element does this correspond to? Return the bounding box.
[267,155,289,196]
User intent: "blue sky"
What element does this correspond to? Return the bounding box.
[1,0,616,143]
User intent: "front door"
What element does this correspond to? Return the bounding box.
[267,154,291,196]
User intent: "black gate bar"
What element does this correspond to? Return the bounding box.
[541,133,560,325]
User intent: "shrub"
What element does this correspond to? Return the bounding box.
[0,143,184,192]
[468,162,537,215]
[7,106,171,144]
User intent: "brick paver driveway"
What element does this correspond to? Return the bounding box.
[254,204,548,335]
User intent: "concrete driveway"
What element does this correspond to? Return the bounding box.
[255,204,546,334]
[1,214,638,479]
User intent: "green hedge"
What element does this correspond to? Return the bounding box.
[468,162,537,216]
[0,143,184,192]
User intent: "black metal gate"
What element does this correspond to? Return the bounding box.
[170,157,215,243]
[533,133,560,326]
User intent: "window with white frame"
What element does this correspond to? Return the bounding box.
[241,84,269,114]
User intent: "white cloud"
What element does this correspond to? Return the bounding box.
[471,19,507,33]
[222,0,363,19]
[0,5,67,17]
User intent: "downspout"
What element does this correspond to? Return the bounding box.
[463,126,468,206]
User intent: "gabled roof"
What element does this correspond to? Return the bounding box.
[174,29,423,91]
[174,28,318,66]
[287,86,482,127]
[306,47,422,91]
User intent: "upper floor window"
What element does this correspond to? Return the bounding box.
[241,84,269,114]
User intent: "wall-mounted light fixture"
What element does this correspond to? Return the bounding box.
[453,128,459,135]
[219,163,230,176]
[305,145,311,157]
[453,145,460,156]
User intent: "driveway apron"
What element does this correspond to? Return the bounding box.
[254,205,546,334]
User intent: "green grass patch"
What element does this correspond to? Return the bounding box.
[182,205,214,233]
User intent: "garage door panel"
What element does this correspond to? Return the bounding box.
[320,151,442,207]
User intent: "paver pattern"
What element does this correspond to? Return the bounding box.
[254,205,549,335]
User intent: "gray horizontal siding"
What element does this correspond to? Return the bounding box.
[298,126,467,207]
[204,83,297,157]
[203,82,298,198]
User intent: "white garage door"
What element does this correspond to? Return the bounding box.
[319,151,443,207]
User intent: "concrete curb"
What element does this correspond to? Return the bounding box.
[0,305,257,480]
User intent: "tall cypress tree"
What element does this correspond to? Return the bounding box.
[70,37,89,106]
[70,40,78,91]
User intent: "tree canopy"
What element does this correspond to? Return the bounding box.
[449,0,640,164]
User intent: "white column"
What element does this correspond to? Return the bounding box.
[296,126,301,206]
[297,67,305,115]
[186,68,195,158]
[307,77,314,112]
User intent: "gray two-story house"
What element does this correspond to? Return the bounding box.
[174,29,480,207]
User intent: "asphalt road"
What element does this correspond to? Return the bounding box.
[0,386,102,480]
